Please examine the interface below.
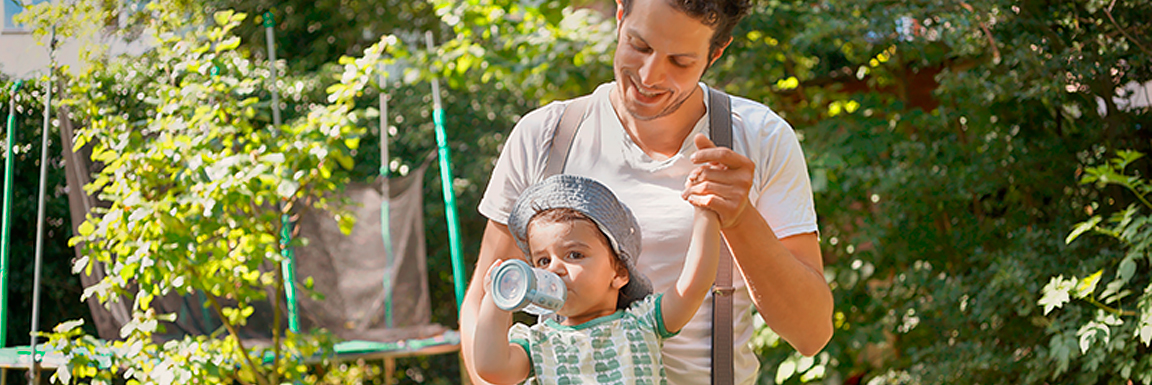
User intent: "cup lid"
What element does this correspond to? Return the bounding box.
[490,259,535,311]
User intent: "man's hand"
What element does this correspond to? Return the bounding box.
[682,133,755,228]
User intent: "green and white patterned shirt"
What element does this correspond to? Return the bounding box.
[509,294,676,385]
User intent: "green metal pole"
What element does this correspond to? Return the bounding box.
[379,66,394,328]
[0,79,23,348]
[424,32,466,310]
[264,11,299,334]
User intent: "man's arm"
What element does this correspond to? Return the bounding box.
[683,134,833,356]
[724,216,831,356]
[460,220,523,384]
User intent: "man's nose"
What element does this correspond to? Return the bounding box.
[638,54,665,87]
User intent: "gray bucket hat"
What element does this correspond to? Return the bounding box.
[507,174,652,303]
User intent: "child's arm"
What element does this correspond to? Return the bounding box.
[661,207,722,333]
[473,261,532,384]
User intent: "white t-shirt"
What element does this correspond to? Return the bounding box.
[480,82,818,385]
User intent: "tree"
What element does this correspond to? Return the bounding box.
[713,0,1150,383]
[40,7,401,383]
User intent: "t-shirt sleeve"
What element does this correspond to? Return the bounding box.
[746,110,819,239]
[628,293,678,339]
[508,323,533,375]
[478,102,567,224]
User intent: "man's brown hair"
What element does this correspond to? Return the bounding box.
[620,0,753,57]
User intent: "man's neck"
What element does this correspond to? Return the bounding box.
[610,85,707,160]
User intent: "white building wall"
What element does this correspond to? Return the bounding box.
[0,31,88,78]
[1,0,104,78]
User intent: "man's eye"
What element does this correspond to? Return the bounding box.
[633,44,652,53]
[535,257,550,267]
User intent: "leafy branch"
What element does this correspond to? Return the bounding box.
[1043,150,1152,359]
[1104,0,1152,57]
[37,2,403,381]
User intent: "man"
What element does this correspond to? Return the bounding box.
[461,0,834,383]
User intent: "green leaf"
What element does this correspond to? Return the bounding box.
[264,153,285,164]
[344,137,361,150]
[775,357,796,384]
[337,213,356,235]
[1118,256,1137,285]
[54,319,85,333]
[1048,333,1074,375]
[1040,275,1074,315]
[213,10,234,27]
[216,36,241,52]
[78,220,96,237]
[221,307,236,322]
[1074,270,1103,299]
[1116,150,1144,168]
[229,11,247,24]
[138,292,154,310]
[334,152,354,170]
[1077,320,1110,354]
[53,365,71,384]
[1101,279,1127,303]
[72,255,89,274]
[1066,216,1101,244]
[277,179,299,199]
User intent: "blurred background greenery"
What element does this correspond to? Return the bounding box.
[1,0,1149,383]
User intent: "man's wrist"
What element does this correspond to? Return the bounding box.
[720,198,753,229]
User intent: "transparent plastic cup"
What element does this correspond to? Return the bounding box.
[490,259,566,315]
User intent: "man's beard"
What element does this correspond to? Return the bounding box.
[619,72,696,121]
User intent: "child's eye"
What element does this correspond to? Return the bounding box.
[566,251,585,260]
[535,257,551,267]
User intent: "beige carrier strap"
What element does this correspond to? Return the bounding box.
[707,87,734,385]
[542,96,593,178]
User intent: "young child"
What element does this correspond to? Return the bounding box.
[474,174,721,384]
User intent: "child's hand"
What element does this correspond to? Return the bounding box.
[484,259,505,295]
[484,259,518,309]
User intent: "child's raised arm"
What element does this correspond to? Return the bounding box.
[473,260,532,384]
[660,207,722,333]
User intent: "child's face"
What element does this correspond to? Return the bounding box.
[527,219,630,325]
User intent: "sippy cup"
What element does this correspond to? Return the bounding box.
[490,259,567,315]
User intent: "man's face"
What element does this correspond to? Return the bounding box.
[613,0,717,121]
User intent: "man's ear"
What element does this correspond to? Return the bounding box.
[708,36,734,67]
[615,0,625,23]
